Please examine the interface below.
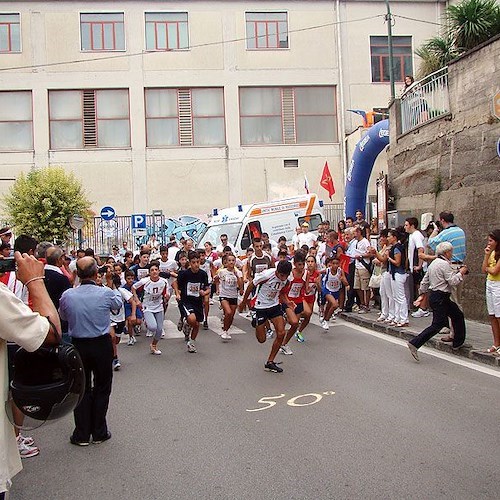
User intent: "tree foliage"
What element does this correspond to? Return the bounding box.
[416,0,500,78]
[3,167,92,243]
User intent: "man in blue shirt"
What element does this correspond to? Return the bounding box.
[427,212,466,342]
[59,257,122,446]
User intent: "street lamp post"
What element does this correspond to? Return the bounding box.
[385,0,395,101]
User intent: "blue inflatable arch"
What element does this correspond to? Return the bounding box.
[344,119,389,218]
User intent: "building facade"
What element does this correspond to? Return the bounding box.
[0,0,446,218]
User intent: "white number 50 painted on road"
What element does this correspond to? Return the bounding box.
[246,391,335,412]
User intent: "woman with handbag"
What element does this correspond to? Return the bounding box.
[387,229,409,327]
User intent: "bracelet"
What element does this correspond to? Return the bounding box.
[24,276,45,286]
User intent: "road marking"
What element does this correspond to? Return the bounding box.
[246,391,336,412]
[338,319,500,379]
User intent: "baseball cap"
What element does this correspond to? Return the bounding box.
[0,226,12,237]
[301,222,309,227]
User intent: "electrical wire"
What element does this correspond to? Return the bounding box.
[0,14,385,73]
[392,14,443,27]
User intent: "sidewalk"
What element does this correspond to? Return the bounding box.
[339,309,500,368]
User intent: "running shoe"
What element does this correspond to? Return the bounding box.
[221,332,231,341]
[146,331,153,337]
[112,358,121,371]
[150,344,162,355]
[17,436,40,458]
[295,332,305,343]
[266,328,273,339]
[407,342,419,362]
[411,308,430,318]
[279,345,293,355]
[134,324,142,336]
[127,336,137,346]
[187,340,197,353]
[264,361,283,373]
[177,317,184,331]
[321,320,329,330]
[18,434,34,446]
[203,320,208,330]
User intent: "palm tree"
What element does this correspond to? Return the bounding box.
[447,0,500,51]
[415,36,459,79]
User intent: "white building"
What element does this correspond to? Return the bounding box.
[0,0,447,218]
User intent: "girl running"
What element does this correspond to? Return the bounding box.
[296,255,322,342]
[321,257,349,330]
[132,261,169,355]
[214,253,244,341]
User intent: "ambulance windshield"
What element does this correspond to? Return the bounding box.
[196,223,242,248]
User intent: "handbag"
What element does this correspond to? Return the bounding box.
[368,265,382,288]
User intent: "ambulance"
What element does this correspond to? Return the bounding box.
[196,193,324,256]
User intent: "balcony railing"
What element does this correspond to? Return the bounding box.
[400,67,449,134]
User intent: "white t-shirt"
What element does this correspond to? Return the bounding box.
[133,277,169,313]
[298,232,317,249]
[0,284,48,494]
[353,238,371,270]
[111,287,132,323]
[199,261,213,284]
[252,268,289,309]
[217,268,242,299]
[216,243,236,255]
[408,231,425,271]
[158,258,178,292]
[167,245,179,261]
[213,258,243,270]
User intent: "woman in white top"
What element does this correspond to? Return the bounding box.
[132,262,169,355]
[214,254,243,341]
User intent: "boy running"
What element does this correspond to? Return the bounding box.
[239,260,293,373]
[172,251,210,353]
[321,257,349,330]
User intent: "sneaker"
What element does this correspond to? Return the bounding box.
[18,434,34,446]
[412,308,430,318]
[221,332,231,341]
[295,332,305,343]
[203,320,208,330]
[321,320,329,330]
[266,328,273,339]
[358,307,368,314]
[352,304,359,312]
[93,431,112,444]
[182,321,192,341]
[146,331,153,337]
[407,342,419,362]
[177,317,184,331]
[134,324,142,336]
[264,361,283,373]
[331,314,337,321]
[376,314,387,322]
[112,358,121,371]
[69,435,90,447]
[187,340,197,353]
[17,436,40,458]
[279,345,293,355]
[150,344,162,355]
[127,336,136,346]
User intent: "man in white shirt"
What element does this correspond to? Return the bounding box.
[297,222,317,250]
[353,227,372,312]
[405,217,428,317]
[1,252,61,499]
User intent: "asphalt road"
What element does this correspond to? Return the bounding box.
[10,309,500,500]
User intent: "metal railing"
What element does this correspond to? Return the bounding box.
[400,67,449,134]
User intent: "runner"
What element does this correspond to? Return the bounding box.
[321,257,349,330]
[132,261,169,355]
[172,251,210,353]
[214,253,244,341]
[199,250,214,330]
[239,260,293,373]
[121,270,142,344]
[295,254,322,342]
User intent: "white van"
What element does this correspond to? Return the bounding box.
[196,194,324,256]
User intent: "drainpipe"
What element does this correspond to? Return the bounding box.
[335,0,348,188]
[385,0,395,101]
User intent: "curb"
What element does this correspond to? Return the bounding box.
[339,312,500,368]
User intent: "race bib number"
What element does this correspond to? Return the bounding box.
[266,289,279,300]
[255,263,268,274]
[288,282,303,298]
[137,268,149,279]
[187,282,201,297]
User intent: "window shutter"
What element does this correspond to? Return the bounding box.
[83,90,97,147]
[281,87,296,144]
[177,89,193,146]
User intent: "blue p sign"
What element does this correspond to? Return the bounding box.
[131,214,146,229]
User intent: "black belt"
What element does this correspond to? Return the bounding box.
[451,261,463,265]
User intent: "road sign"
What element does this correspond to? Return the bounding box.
[69,214,84,230]
[131,213,147,230]
[133,228,147,237]
[99,219,118,238]
[494,91,500,120]
[100,206,116,220]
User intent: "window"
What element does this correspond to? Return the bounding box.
[145,88,225,147]
[0,13,20,52]
[145,12,188,50]
[239,86,337,145]
[49,89,130,149]
[80,13,125,51]
[246,12,288,49]
[298,214,322,231]
[0,91,32,151]
[370,36,412,83]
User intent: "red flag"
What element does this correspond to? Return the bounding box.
[320,161,335,200]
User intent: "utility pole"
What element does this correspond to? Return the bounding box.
[385,0,395,101]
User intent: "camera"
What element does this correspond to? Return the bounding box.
[461,266,470,275]
[0,257,16,273]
